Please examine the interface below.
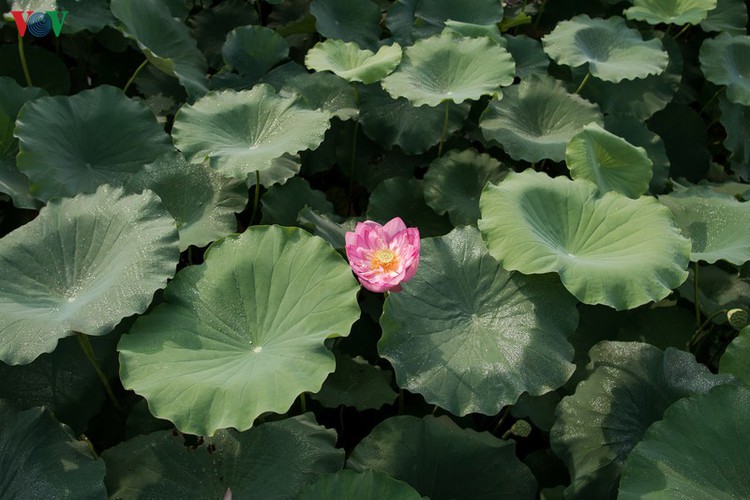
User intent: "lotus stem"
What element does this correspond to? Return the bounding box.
[673,23,691,40]
[299,392,307,413]
[693,262,701,328]
[438,100,450,158]
[699,87,724,116]
[123,59,149,94]
[575,72,591,94]
[76,332,123,412]
[250,170,261,225]
[17,32,33,87]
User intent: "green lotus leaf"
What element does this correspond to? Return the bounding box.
[0,334,117,434]
[701,0,749,36]
[379,226,578,416]
[297,208,360,250]
[222,25,288,81]
[442,20,505,46]
[479,76,604,163]
[10,0,114,34]
[0,77,45,209]
[479,170,690,309]
[721,326,750,386]
[550,341,732,498]
[0,185,179,365]
[14,85,173,202]
[310,0,382,50]
[581,35,682,121]
[659,187,750,264]
[246,154,302,188]
[412,0,505,39]
[510,392,561,433]
[111,0,208,98]
[312,352,397,410]
[542,15,668,82]
[0,44,70,96]
[625,0,718,25]
[423,149,509,226]
[506,35,549,79]
[359,85,470,154]
[348,415,537,499]
[381,32,515,107]
[367,178,452,238]
[385,0,418,46]
[305,40,402,84]
[720,95,750,175]
[276,71,358,121]
[172,84,331,179]
[619,384,750,499]
[0,401,106,499]
[118,226,360,435]
[678,265,750,324]
[603,114,669,194]
[261,176,334,226]
[566,122,653,198]
[700,33,750,106]
[127,151,248,251]
[188,0,259,68]
[297,469,422,500]
[104,414,343,497]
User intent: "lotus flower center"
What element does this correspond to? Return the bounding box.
[372,248,399,272]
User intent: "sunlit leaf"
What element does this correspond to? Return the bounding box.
[700,33,750,106]
[305,40,402,84]
[625,0,717,25]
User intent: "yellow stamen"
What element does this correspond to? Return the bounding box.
[372,248,399,272]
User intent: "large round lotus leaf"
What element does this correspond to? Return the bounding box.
[659,187,750,265]
[0,185,179,366]
[273,70,358,121]
[721,326,750,387]
[410,0,505,39]
[348,415,536,499]
[172,85,331,179]
[720,95,750,173]
[550,341,731,499]
[581,35,682,121]
[260,176,333,226]
[127,151,248,251]
[104,414,343,497]
[442,20,505,46]
[297,469,422,500]
[305,40,402,84]
[423,149,509,226]
[0,401,106,499]
[506,35,549,79]
[566,122,653,198]
[700,33,750,107]
[14,85,173,202]
[381,32,515,107]
[480,76,604,163]
[111,0,208,98]
[619,384,750,499]
[246,154,302,188]
[367,178,453,238]
[222,25,288,81]
[0,77,45,209]
[603,114,669,194]
[310,0,382,50]
[478,170,690,310]
[359,85,470,154]
[625,0,718,25]
[188,0,259,68]
[701,0,748,36]
[118,226,360,435]
[542,15,668,83]
[0,334,117,434]
[380,226,578,416]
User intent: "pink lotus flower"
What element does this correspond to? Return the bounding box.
[345,217,420,293]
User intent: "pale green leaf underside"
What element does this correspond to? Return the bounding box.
[118,226,360,436]
[700,33,750,107]
[305,40,402,84]
[566,122,653,198]
[619,384,750,500]
[480,75,604,162]
[381,32,515,107]
[14,85,173,202]
[543,15,668,82]
[0,185,179,365]
[380,226,578,416]
[659,187,750,264]
[171,84,331,179]
[478,170,690,310]
[625,0,718,25]
[550,342,731,498]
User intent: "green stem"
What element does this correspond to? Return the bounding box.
[693,262,701,329]
[575,72,591,94]
[76,332,123,412]
[531,0,546,33]
[437,100,450,158]
[299,392,307,413]
[699,88,724,116]
[492,406,510,435]
[350,82,360,188]
[123,59,149,94]
[673,23,691,40]
[17,32,33,87]
[250,170,261,224]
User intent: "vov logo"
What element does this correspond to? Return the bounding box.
[11,9,68,37]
